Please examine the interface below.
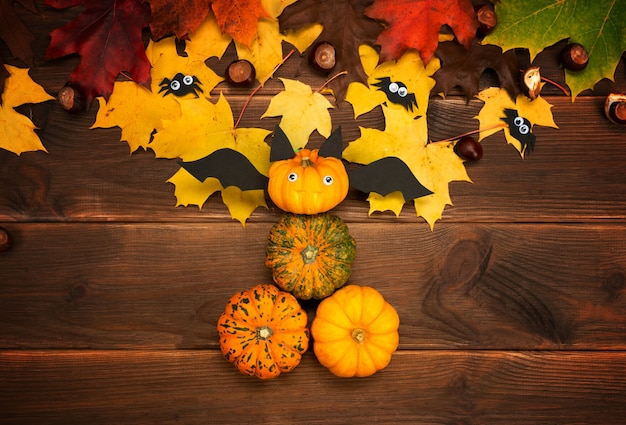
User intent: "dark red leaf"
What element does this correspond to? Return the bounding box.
[45,0,151,103]
[145,0,210,40]
[0,0,38,67]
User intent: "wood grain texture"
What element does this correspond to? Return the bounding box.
[2,350,626,425]
[2,1,626,423]
[1,222,625,349]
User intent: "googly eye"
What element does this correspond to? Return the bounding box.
[398,86,408,97]
[514,116,524,127]
[183,75,194,86]
[287,172,298,182]
[170,80,181,91]
[323,175,334,186]
[519,124,530,135]
[388,82,399,93]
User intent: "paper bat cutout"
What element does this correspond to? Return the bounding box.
[372,77,417,112]
[179,148,268,191]
[270,125,344,162]
[179,125,344,192]
[159,73,203,97]
[348,156,433,200]
[502,108,536,153]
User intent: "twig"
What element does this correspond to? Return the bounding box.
[314,71,348,93]
[234,49,296,129]
[430,123,508,144]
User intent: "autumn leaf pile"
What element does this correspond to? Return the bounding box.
[2,0,625,227]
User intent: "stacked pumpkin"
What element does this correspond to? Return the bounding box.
[217,127,400,379]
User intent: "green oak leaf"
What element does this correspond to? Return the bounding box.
[482,0,626,100]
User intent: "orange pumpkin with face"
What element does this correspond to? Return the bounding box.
[267,125,349,215]
[268,148,349,214]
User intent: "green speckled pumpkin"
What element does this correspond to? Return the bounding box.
[265,213,356,300]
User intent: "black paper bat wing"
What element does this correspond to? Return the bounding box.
[372,77,418,112]
[179,148,268,191]
[348,157,433,201]
[502,108,536,153]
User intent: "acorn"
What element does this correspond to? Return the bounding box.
[308,41,336,72]
[225,59,256,87]
[604,93,626,125]
[0,227,11,252]
[58,82,86,112]
[522,66,542,100]
[560,43,589,71]
[475,4,497,36]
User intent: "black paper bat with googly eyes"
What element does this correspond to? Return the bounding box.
[159,73,204,97]
[372,77,418,112]
[502,108,536,154]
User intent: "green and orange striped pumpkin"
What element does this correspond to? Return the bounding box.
[217,284,309,379]
[265,213,356,300]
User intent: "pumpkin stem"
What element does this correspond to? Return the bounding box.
[351,328,366,344]
[301,244,319,264]
[256,325,273,341]
[301,157,312,167]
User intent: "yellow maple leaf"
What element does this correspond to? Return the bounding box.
[475,87,558,157]
[91,81,181,152]
[0,65,54,155]
[261,0,298,18]
[149,93,270,166]
[346,45,440,118]
[185,11,233,62]
[152,94,271,224]
[235,18,322,83]
[92,37,223,153]
[261,78,334,150]
[147,36,223,101]
[344,105,470,229]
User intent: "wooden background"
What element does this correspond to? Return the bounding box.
[2,2,626,424]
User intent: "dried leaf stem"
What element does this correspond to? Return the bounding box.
[314,71,348,93]
[431,123,508,144]
[519,69,570,97]
[234,49,296,129]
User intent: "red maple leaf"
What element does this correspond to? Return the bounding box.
[45,0,151,103]
[211,0,270,48]
[365,0,478,64]
[145,0,210,40]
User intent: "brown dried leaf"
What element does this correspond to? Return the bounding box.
[432,40,519,100]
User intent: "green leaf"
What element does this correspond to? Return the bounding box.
[482,0,626,100]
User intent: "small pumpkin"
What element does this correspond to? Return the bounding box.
[311,284,399,377]
[266,213,356,300]
[268,148,349,214]
[267,125,349,215]
[217,284,309,379]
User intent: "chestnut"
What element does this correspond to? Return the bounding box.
[0,226,11,252]
[58,82,86,113]
[225,59,256,87]
[308,41,336,72]
[604,93,626,125]
[454,136,483,161]
[560,43,588,71]
[522,66,542,100]
[475,4,497,36]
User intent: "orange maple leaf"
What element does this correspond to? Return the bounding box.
[145,0,210,39]
[211,0,270,48]
[365,0,478,64]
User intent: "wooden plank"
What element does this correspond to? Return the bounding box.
[1,222,625,349]
[2,349,625,424]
